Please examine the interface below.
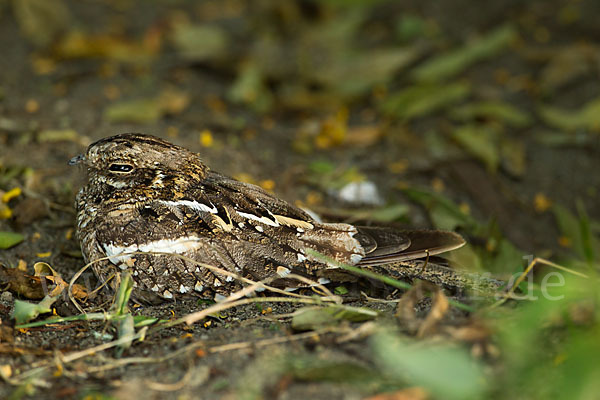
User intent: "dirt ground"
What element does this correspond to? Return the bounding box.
[0,0,599,399]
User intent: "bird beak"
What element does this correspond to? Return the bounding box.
[68,154,85,165]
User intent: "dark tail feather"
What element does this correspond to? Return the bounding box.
[356,228,465,267]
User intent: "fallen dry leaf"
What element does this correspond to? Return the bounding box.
[54,29,160,63]
[344,124,385,147]
[395,281,427,334]
[0,264,87,300]
[417,288,449,338]
[365,387,429,400]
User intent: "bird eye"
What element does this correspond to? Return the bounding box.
[108,163,134,173]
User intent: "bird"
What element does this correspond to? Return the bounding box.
[70,133,466,303]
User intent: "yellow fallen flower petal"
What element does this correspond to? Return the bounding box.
[0,206,12,219]
[199,129,214,147]
[1,187,21,203]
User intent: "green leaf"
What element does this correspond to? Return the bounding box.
[380,82,470,121]
[38,129,80,143]
[291,305,378,331]
[487,239,525,275]
[334,286,348,295]
[452,125,500,172]
[403,188,478,231]
[500,137,527,177]
[446,244,483,272]
[553,204,585,259]
[228,62,273,113]
[538,98,600,132]
[371,331,487,400]
[317,47,420,97]
[396,15,429,42]
[171,23,228,62]
[289,357,379,384]
[133,315,160,328]
[13,0,70,47]
[575,200,597,265]
[412,24,517,82]
[115,313,135,357]
[111,271,134,315]
[368,204,411,222]
[104,89,189,124]
[104,98,162,124]
[0,231,25,249]
[12,295,57,325]
[450,101,532,128]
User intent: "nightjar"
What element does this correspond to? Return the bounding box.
[71,133,465,303]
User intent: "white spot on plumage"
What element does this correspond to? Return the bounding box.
[255,225,264,232]
[237,211,279,227]
[274,215,314,230]
[214,293,227,302]
[151,284,159,292]
[104,243,138,265]
[179,284,189,293]
[160,200,217,214]
[152,172,166,188]
[276,266,291,277]
[212,214,233,232]
[138,236,202,254]
[318,277,331,285]
[350,253,363,264]
[225,275,234,282]
[194,281,204,292]
[163,290,173,299]
[297,253,306,262]
[104,236,203,266]
[98,175,128,189]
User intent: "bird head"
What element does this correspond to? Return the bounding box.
[69,133,208,193]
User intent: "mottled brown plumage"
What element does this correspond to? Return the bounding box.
[71,133,465,303]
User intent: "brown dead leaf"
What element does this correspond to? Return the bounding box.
[158,89,190,115]
[365,387,429,400]
[315,109,348,149]
[0,323,14,344]
[417,288,449,338]
[0,343,52,357]
[396,282,451,337]
[395,281,427,334]
[54,29,160,63]
[0,265,45,299]
[345,124,385,147]
[0,264,87,300]
[540,43,599,93]
[444,319,492,343]
[443,319,497,359]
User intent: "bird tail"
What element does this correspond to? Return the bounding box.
[355,227,466,267]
